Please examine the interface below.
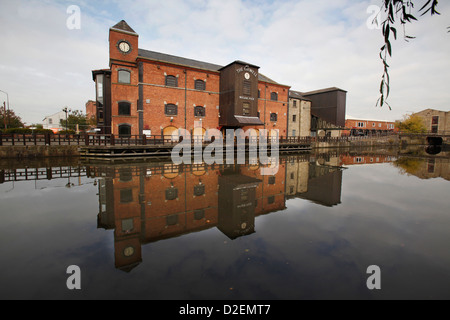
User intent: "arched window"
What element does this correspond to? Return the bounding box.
[195,79,206,91]
[165,75,178,87]
[270,113,278,122]
[118,101,131,115]
[194,184,205,196]
[270,92,278,101]
[118,124,131,137]
[118,69,131,84]
[194,106,205,117]
[166,187,178,200]
[165,104,178,116]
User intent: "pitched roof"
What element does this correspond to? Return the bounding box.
[137,49,282,85]
[302,87,347,96]
[138,49,223,72]
[289,90,311,101]
[110,20,138,35]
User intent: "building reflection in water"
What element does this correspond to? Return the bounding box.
[3,149,445,272]
[91,158,289,272]
[89,154,350,272]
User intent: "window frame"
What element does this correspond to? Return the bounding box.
[243,80,251,96]
[118,124,132,138]
[118,69,131,84]
[270,92,278,101]
[120,188,133,203]
[165,187,178,201]
[118,101,131,116]
[165,104,178,116]
[243,102,250,116]
[270,113,278,122]
[194,184,205,197]
[194,79,206,91]
[432,116,439,125]
[194,106,206,117]
[165,75,178,87]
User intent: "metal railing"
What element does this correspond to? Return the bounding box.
[2,131,444,148]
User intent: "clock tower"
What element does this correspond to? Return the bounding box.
[107,20,140,136]
[109,20,138,64]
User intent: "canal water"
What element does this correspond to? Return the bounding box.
[0,147,449,300]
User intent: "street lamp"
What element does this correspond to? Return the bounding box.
[62,107,69,131]
[0,90,10,129]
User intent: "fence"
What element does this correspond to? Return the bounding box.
[0,134,181,147]
[0,132,407,147]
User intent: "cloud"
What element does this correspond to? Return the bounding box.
[0,0,449,125]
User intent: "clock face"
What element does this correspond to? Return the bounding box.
[244,72,250,80]
[123,246,135,257]
[118,41,131,53]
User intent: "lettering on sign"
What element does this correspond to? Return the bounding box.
[236,65,258,78]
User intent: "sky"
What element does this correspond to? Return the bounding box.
[0,0,449,125]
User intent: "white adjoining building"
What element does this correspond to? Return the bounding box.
[42,111,65,131]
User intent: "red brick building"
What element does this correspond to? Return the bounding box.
[95,161,287,271]
[85,100,96,120]
[92,20,290,138]
[343,118,398,136]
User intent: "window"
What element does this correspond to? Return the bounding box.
[118,102,131,115]
[432,116,439,125]
[118,70,131,84]
[48,118,53,124]
[268,196,275,204]
[432,126,438,134]
[292,130,296,136]
[194,106,205,117]
[372,123,376,127]
[96,74,104,103]
[293,100,297,107]
[270,113,277,122]
[119,168,132,182]
[165,75,178,87]
[165,104,178,116]
[243,103,250,116]
[166,187,178,200]
[194,209,205,220]
[240,189,249,202]
[258,90,261,98]
[121,219,134,233]
[243,80,251,96]
[270,92,278,101]
[358,122,365,128]
[118,124,131,137]
[166,214,178,226]
[194,185,205,196]
[290,173,295,179]
[120,189,133,203]
[428,160,435,173]
[268,176,276,185]
[293,115,297,122]
[195,79,206,91]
